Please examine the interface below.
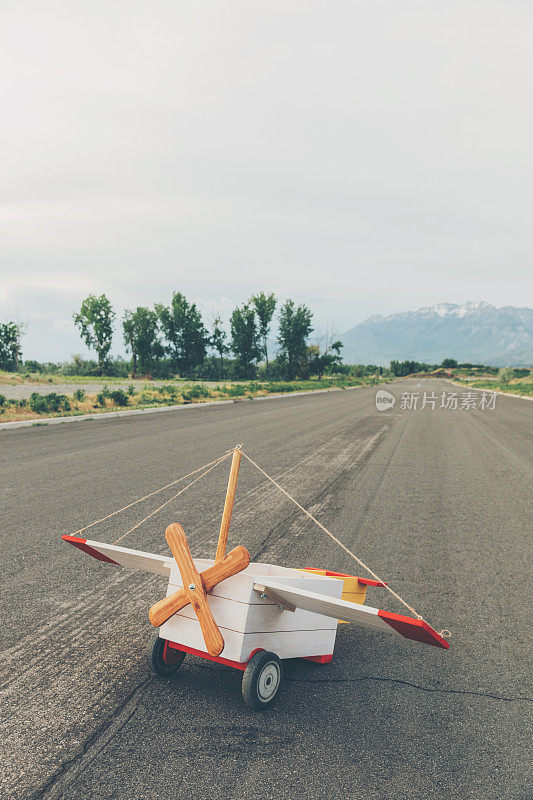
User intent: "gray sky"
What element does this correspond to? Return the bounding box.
[1,0,532,361]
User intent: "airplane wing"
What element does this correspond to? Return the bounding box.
[254,578,449,649]
[62,535,172,577]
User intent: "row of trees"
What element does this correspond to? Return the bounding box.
[389,358,501,377]
[389,359,436,377]
[72,292,344,380]
[3,305,507,381]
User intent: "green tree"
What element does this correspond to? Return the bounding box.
[72,354,83,375]
[156,292,208,376]
[308,340,344,378]
[251,292,276,367]
[123,307,163,377]
[441,358,458,369]
[230,304,262,378]
[390,359,423,377]
[277,300,313,379]
[329,340,343,367]
[307,344,323,378]
[73,294,115,374]
[499,366,514,385]
[0,321,24,371]
[210,316,229,379]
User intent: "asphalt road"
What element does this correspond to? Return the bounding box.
[1,380,531,800]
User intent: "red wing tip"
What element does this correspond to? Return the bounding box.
[61,536,119,565]
[357,578,388,587]
[378,609,450,649]
[418,620,450,649]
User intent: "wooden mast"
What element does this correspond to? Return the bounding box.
[215,444,242,562]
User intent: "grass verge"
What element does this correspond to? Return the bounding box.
[0,377,382,423]
[449,380,533,397]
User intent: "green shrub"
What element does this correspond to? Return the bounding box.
[0,395,5,407]
[109,389,129,406]
[47,393,70,412]
[96,392,107,407]
[156,384,179,398]
[101,384,111,398]
[498,367,514,385]
[181,384,210,402]
[127,384,136,396]
[227,384,246,397]
[29,392,70,413]
[266,382,295,393]
[29,393,48,414]
[73,388,85,402]
[189,384,210,398]
[139,391,161,405]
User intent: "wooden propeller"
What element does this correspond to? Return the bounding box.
[149,523,250,657]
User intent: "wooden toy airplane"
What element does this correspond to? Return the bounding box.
[63,446,449,710]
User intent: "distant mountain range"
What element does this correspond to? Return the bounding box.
[340,301,533,366]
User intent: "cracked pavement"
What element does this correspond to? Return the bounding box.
[0,380,531,800]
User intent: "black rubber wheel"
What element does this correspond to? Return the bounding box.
[242,650,283,710]
[150,636,185,677]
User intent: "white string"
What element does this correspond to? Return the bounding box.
[65,453,231,538]
[242,451,428,623]
[65,442,448,637]
[112,452,231,544]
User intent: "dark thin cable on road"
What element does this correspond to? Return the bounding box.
[282,675,531,702]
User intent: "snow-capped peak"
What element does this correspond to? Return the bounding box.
[455,300,494,317]
[431,303,458,317]
[340,302,532,367]
[421,301,495,318]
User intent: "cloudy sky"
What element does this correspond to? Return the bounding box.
[1,0,532,361]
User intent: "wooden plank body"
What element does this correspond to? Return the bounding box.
[159,560,342,663]
[61,536,449,654]
[162,618,338,663]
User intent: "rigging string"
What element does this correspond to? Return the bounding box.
[65,443,447,635]
[112,451,231,544]
[64,452,231,540]
[241,450,429,625]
